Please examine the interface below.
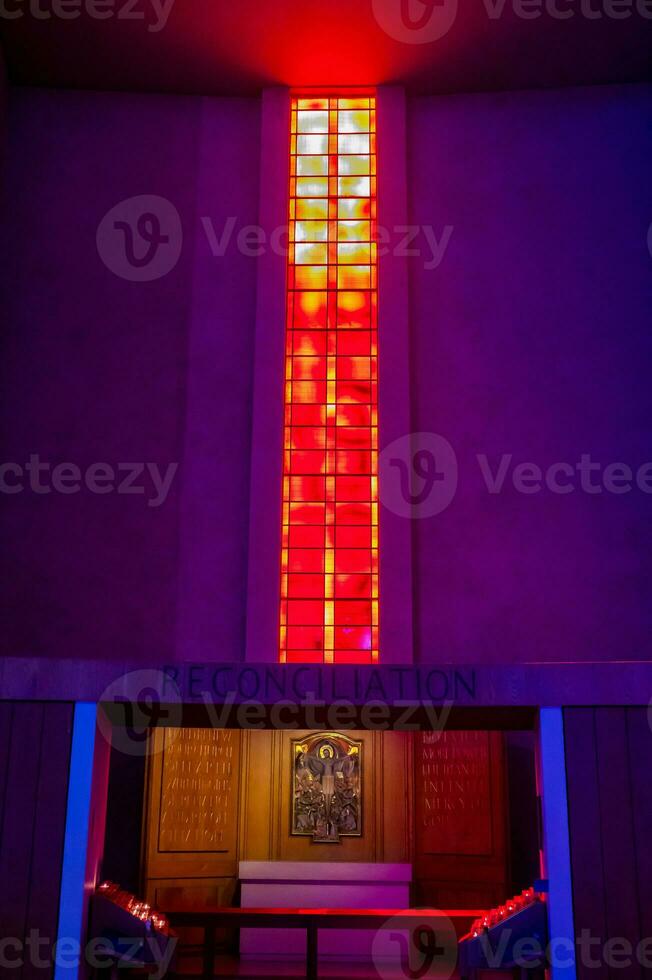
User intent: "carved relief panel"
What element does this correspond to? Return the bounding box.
[291,732,363,843]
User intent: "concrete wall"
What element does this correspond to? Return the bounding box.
[0,88,260,663]
[408,84,652,663]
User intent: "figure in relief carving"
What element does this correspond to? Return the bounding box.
[292,733,362,843]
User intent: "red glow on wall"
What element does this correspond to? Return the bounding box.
[280,95,379,665]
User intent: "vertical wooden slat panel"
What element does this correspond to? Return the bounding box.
[594,708,641,980]
[626,708,652,962]
[0,703,44,980]
[0,702,73,980]
[0,702,14,849]
[0,701,16,941]
[22,703,74,980]
[563,707,609,980]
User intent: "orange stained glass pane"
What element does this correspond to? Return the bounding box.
[280,93,378,665]
[297,98,329,110]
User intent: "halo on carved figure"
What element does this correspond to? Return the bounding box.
[291,732,363,843]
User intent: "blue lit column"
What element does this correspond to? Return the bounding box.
[539,707,577,980]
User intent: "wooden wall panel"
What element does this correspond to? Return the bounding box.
[593,710,640,980]
[0,702,74,980]
[143,727,413,906]
[379,730,413,864]
[564,707,652,980]
[627,709,652,947]
[239,729,276,861]
[412,731,508,908]
[22,703,76,980]
[563,707,609,980]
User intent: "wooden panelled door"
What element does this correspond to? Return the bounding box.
[413,731,508,908]
[142,728,242,910]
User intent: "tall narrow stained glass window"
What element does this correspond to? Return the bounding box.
[279,94,379,665]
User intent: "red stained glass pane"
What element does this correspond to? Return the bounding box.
[287,625,324,650]
[336,381,373,404]
[292,404,327,426]
[336,526,371,549]
[335,450,371,474]
[335,502,372,525]
[335,550,372,573]
[287,600,324,624]
[289,503,325,525]
[291,428,326,450]
[289,525,324,548]
[288,549,324,573]
[336,427,372,449]
[338,357,372,380]
[335,573,372,598]
[289,476,325,500]
[337,404,371,427]
[334,600,372,625]
[291,380,327,403]
[293,356,327,380]
[338,332,372,355]
[334,626,372,651]
[280,94,378,665]
[291,451,326,474]
[336,476,371,501]
[293,331,328,355]
[288,574,324,598]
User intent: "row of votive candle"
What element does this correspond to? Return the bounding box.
[469,886,541,936]
[96,881,170,934]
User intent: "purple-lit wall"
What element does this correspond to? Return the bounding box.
[1,83,650,665]
[0,88,260,663]
[408,85,652,664]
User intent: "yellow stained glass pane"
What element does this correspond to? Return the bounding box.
[339,110,370,133]
[338,98,370,109]
[338,243,371,265]
[297,156,329,176]
[297,199,329,220]
[337,220,370,242]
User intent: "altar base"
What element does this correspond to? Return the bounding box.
[239,862,412,961]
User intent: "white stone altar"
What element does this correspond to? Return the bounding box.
[238,861,412,961]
